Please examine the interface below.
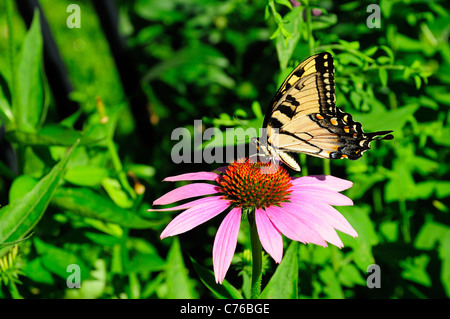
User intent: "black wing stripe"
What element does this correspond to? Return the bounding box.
[276,103,296,118]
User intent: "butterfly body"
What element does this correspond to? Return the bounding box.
[257,52,393,171]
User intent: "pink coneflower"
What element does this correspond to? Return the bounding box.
[149,159,357,284]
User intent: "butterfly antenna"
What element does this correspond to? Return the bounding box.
[234,115,250,129]
[232,115,257,144]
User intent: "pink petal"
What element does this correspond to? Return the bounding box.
[153,183,221,205]
[315,203,358,238]
[147,196,223,212]
[255,208,283,263]
[213,208,241,284]
[282,202,344,248]
[290,186,353,206]
[265,205,327,247]
[289,198,358,238]
[291,175,353,192]
[160,198,231,238]
[163,172,220,182]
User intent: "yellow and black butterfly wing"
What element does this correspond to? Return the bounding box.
[263,54,326,128]
[262,52,393,171]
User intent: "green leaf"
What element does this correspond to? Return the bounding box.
[164,238,198,298]
[378,68,388,87]
[410,156,439,175]
[260,241,298,299]
[312,14,337,30]
[275,7,302,70]
[21,258,54,285]
[33,237,90,281]
[425,86,450,106]
[9,175,38,202]
[65,259,107,299]
[134,0,185,23]
[0,140,79,247]
[142,44,232,88]
[379,45,395,63]
[274,0,293,10]
[5,124,100,146]
[319,265,344,298]
[439,233,450,297]
[190,256,243,299]
[340,205,378,272]
[376,56,391,65]
[50,187,161,229]
[83,232,124,247]
[431,126,450,147]
[101,177,134,208]
[124,253,166,274]
[415,219,450,250]
[435,182,450,198]
[414,218,450,296]
[399,254,432,287]
[385,159,416,202]
[394,33,422,52]
[64,165,109,187]
[414,75,422,89]
[251,100,264,119]
[0,72,14,125]
[126,163,156,180]
[22,146,51,179]
[16,10,44,131]
[364,46,379,57]
[339,53,364,67]
[380,220,399,242]
[338,39,360,51]
[351,103,419,133]
[338,263,366,287]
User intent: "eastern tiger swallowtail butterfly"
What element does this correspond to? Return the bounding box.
[254,52,393,171]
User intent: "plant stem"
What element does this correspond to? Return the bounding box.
[249,208,262,299]
[323,158,331,175]
[300,153,308,176]
[304,0,314,55]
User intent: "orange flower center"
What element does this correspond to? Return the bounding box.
[218,158,292,209]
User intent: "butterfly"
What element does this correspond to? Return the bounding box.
[253,52,393,171]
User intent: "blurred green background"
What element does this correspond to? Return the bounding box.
[0,0,449,299]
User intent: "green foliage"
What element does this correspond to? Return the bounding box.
[259,241,298,299]
[0,140,78,247]
[191,256,243,299]
[0,0,449,299]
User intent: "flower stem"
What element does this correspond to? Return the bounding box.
[249,208,263,299]
[323,158,331,175]
[300,153,308,176]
